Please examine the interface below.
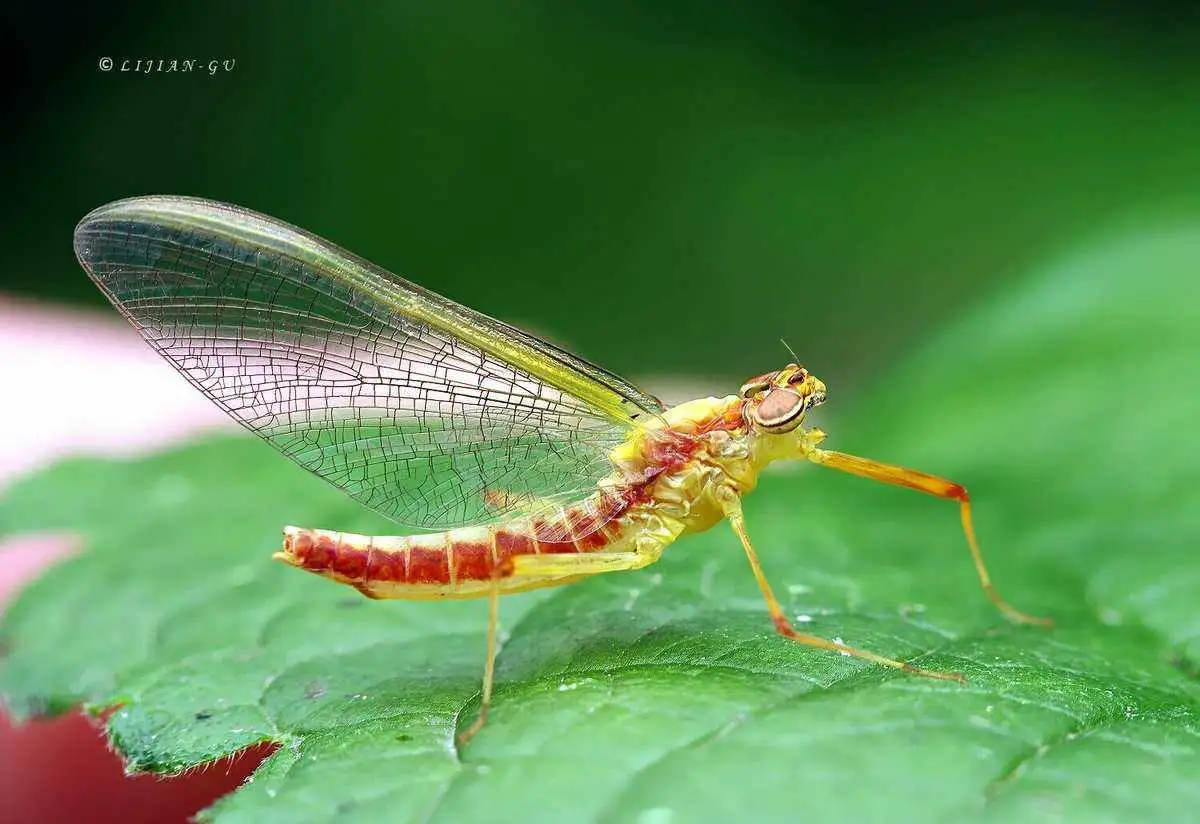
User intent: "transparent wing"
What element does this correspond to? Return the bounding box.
[74,196,665,532]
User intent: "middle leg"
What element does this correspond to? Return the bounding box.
[713,484,965,683]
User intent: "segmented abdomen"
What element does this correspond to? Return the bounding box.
[276,492,634,599]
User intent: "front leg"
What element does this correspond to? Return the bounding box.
[713,484,965,683]
[807,448,1051,627]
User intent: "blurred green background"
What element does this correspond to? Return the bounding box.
[5,0,1200,387]
[5,6,1200,820]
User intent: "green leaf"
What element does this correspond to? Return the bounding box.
[3,225,1199,823]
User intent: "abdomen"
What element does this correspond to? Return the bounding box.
[276,506,635,600]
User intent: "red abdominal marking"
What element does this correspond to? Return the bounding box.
[288,530,331,571]
[494,528,535,568]
[533,517,580,555]
[332,545,368,580]
[452,541,493,581]
[407,546,451,584]
[366,543,406,582]
[536,540,580,555]
[572,512,610,551]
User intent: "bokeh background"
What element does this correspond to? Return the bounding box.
[4,1,1200,821]
[7,1,1200,386]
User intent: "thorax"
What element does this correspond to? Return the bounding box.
[609,395,762,534]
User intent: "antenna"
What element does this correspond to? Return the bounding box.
[780,337,800,365]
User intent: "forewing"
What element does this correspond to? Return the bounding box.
[73,196,665,531]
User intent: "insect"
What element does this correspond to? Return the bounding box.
[74,196,1052,746]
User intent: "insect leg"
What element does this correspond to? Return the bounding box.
[508,550,662,578]
[456,576,501,748]
[454,549,664,748]
[809,449,1052,628]
[715,484,966,683]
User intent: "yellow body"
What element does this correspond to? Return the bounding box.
[278,393,829,601]
[607,395,816,538]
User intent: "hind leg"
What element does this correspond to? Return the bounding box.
[456,579,501,748]
[455,549,665,748]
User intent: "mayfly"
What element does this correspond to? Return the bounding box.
[74,196,1051,745]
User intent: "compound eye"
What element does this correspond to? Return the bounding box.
[749,388,805,432]
[738,371,777,399]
